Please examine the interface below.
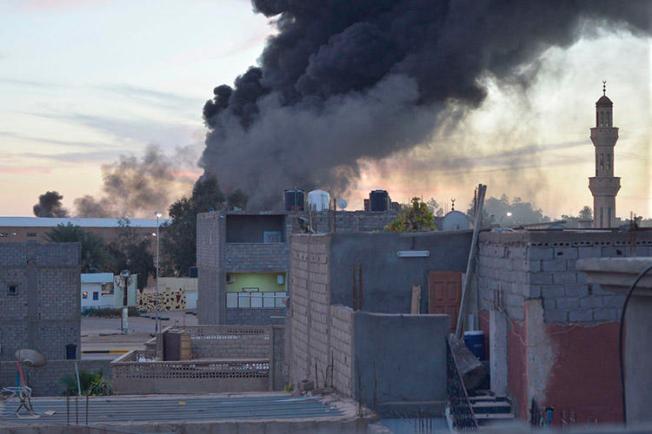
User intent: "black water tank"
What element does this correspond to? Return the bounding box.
[369,190,389,212]
[284,189,305,211]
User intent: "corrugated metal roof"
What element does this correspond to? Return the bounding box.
[0,217,167,228]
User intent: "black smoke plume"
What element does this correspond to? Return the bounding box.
[201,0,650,209]
[75,145,195,218]
[33,191,69,217]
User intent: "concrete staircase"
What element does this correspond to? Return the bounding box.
[469,394,515,427]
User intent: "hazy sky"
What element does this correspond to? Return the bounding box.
[0,1,650,218]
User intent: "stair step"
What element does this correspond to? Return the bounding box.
[471,402,512,414]
[469,395,510,402]
[474,413,515,420]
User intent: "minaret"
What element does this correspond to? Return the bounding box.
[589,82,620,228]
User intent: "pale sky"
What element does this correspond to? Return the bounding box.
[0,1,650,218]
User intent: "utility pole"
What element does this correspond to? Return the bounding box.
[120,269,130,334]
[155,212,162,335]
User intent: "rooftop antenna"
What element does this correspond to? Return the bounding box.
[603,80,607,96]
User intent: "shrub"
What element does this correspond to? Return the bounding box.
[60,370,112,396]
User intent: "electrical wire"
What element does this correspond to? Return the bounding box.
[618,264,652,425]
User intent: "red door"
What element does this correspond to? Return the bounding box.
[428,271,462,332]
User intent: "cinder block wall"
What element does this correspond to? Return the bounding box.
[0,242,81,362]
[477,230,652,423]
[288,234,337,390]
[197,212,222,324]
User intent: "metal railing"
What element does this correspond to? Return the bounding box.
[447,336,478,431]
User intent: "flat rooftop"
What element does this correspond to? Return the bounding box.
[0,393,349,427]
[0,216,167,228]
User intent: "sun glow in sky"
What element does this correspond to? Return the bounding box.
[0,1,650,218]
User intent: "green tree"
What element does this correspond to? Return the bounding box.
[107,218,154,289]
[386,197,436,232]
[47,224,110,272]
[162,175,226,276]
[227,189,248,210]
[578,206,592,220]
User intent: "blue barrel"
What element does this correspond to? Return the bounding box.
[464,330,485,360]
[65,344,77,360]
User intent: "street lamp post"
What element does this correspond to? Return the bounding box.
[155,212,162,334]
[120,269,130,334]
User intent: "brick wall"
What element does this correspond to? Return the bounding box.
[0,242,81,362]
[310,211,398,233]
[197,212,221,324]
[330,305,354,396]
[477,230,652,423]
[180,325,273,359]
[288,234,333,389]
[224,243,289,272]
[0,360,110,396]
[478,231,652,324]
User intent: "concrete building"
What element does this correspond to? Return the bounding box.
[80,272,137,311]
[286,231,473,415]
[589,84,621,228]
[441,210,471,231]
[0,242,81,361]
[196,210,397,326]
[475,229,652,424]
[0,216,163,245]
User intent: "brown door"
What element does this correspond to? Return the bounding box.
[428,271,462,332]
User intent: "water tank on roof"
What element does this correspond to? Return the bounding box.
[284,189,305,211]
[307,190,331,212]
[369,190,389,212]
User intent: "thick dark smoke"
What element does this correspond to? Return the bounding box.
[33,191,69,217]
[75,145,195,218]
[202,0,651,209]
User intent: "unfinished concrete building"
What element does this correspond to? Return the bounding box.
[0,242,81,361]
[286,230,473,415]
[475,229,652,424]
[196,210,397,326]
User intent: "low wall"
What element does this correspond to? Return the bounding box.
[354,312,449,414]
[0,360,111,397]
[111,352,269,394]
[225,307,287,325]
[179,325,272,359]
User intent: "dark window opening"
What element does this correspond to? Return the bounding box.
[226,214,286,243]
[92,292,99,301]
[8,285,17,296]
[26,232,37,237]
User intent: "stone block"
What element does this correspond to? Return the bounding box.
[528,247,554,261]
[580,296,603,308]
[568,309,594,323]
[602,296,625,308]
[530,272,553,285]
[544,309,568,323]
[565,284,589,297]
[543,297,556,310]
[553,247,578,259]
[593,308,621,322]
[542,259,567,272]
[541,285,565,298]
[578,246,603,258]
[556,297,580,309]
[552,272,577,285]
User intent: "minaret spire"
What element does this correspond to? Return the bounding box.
[589,83,620,228]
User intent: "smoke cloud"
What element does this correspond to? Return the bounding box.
[75,145,197,218]
[33,191,69,217]
[201,0,650,209]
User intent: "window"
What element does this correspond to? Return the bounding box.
[101,282,114,295]
[82,291,89,299]
[227,291,288,309]
[26,232,37,238]
[8,285,17,296]
[263,231,282,243]
[92,292,99,301]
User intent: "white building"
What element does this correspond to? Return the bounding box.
[589,83,620,228]
[81,273,137,311]
[441,210,471,231]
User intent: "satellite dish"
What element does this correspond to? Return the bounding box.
[336,198,348,210]
[15,349,47,368]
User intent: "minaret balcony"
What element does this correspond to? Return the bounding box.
[589,176,621,196]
